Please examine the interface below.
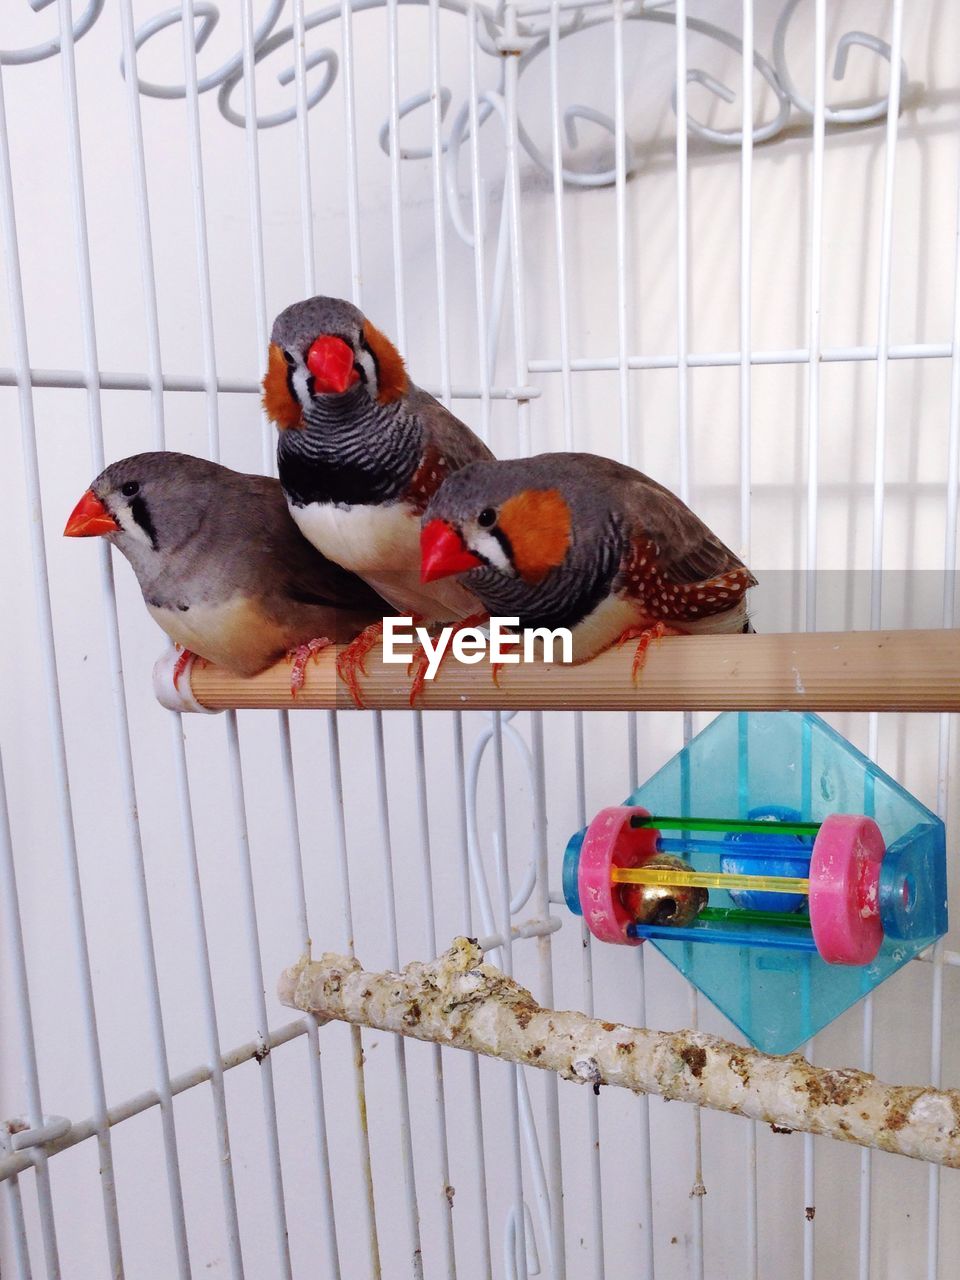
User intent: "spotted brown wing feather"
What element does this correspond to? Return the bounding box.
[616,475,756,626]
[401,388,494,512]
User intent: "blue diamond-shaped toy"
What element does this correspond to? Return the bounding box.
[563,712,947,1055]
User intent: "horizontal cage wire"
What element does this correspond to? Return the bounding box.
[0,1,958,1279]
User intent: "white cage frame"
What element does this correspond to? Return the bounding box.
[0,2,957,1279]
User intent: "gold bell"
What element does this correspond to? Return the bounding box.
[618,855,708,927]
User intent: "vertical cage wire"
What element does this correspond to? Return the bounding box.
[0,1125,33,1280]
[928,93,960,1280]
[287,6,348,1273]
[410,712,458,1277]
[461,9,498,1276]
[0,31,127,1280]
[177,3,297,1273]
[421,2,467,1265]
[490,709,529,1279]
[119,3,249,1270]
[802,2,827,1275]
[332,2,385,1268]
[739,4,758,1275]
[240,3,346,1272]
[546,0,605,1272]
[1,6,958,1280]
[0,747,62,1278]
[450,712,494,1279]
[323,711,381,1273]
[59,3,196,1269]
[370,714,426,1273]
[860,5,905,1278]
[672,7,706,1277]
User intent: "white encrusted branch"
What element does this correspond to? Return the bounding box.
[279,937,960,1168]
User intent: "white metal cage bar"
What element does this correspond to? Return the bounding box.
[1,4,958,1280]
[0,43,125,1280]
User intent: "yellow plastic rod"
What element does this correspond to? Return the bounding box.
[611,866,811,895]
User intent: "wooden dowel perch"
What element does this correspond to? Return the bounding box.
[279,938,960,1168]
[187,629,960,712]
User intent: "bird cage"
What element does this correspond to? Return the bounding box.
[1,2,958,1279]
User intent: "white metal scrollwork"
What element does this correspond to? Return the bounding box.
[3,0,912,254]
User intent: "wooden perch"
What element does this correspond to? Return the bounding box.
[279,938,960,1168]
[186,628,960,712]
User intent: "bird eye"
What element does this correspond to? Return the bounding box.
[121,481,140,498]
[283,350,295,366]
[477,507,497,529]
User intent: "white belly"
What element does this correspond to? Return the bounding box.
[290,499,480,623]
[569,589,748,662]
[568,593,642,663]
[146,596,281,676]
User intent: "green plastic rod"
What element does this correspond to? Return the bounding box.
[630,815,822,837]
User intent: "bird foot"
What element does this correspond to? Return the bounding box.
[335,621,385,708]
[172,646,208,690]
[287,637,332,697]
[615,622,681,682]
[407,613,489,707]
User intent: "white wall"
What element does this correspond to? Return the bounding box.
[1,1,959,1277]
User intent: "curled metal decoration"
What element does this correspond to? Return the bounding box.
[378,86,452,160]
[6,0,911,201]
[517,103,637,187]
[147,0,903,246]
[772,0,908,126]
[465,710,540,939]
[444,87,504,247]
[216,22,339,128]
[1,0,105,65]
[121,0,286,99]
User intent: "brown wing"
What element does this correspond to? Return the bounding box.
[616,472,756,625]
[401,387,494,512]
[222,472,389,619]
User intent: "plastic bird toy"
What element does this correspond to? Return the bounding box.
[563,712,947,1054]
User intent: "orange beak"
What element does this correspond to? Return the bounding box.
[420,519,483,583]
[64,490,120,537]
[306,335,361,395]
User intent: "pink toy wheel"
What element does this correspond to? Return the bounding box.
[578,806,660,945]
[809,814,885,965]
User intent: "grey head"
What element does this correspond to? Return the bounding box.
[270,295,366,359]
[267,295,420,508]
[89,451,216,563]
[268,295,395,409]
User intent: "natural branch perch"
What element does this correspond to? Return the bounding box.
[183,629,960,712]
[279,938,960,1168]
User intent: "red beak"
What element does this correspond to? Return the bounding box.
[306,335,361,395]
[420,519,483,583]
[64,489,120,538]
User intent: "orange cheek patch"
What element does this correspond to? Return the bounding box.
[499,489,572,583]
[262,342,303,429]
[363,320,408,403]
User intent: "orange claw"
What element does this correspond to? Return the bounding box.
[406,613,489,708]
[615,621,680,682]
[335,621,385,708]
[490,623,522,688]
[407,646,431,707]
[287,636,332,697]
[172,646,207,690]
